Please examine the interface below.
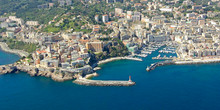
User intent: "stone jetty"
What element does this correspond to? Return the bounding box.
[73,78,135,86]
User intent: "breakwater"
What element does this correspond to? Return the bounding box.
[98,57,142,65]
[146,59,220,72]
[73,78,135,86]
[0,42,29,57]
[146,60,174,71]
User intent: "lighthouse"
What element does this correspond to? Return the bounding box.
[129,76,132,82]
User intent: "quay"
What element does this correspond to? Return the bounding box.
[146,58,220,72]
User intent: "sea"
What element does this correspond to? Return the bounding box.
[0,49,220,110]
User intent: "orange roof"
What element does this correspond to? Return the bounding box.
[93,29,99,32]
[105,22,112,25]
[79,39,89,45]
[77,58,83,60]
[36,50,46,54]
[135,3,142,6]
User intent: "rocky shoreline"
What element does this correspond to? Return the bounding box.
[0,63,76,82]
[0,42,29,57]
[0,55,142,86]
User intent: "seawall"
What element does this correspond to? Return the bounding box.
[175,59,220,65]
[0,42,29,57]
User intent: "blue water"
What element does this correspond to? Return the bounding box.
[0,50,220,110]
[0,50,20,65]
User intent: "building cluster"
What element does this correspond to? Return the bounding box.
[90,0,220,56]
[0,16,40,39]
[32,39,93,75]
[0,0,220,75]
[175,17,220,59]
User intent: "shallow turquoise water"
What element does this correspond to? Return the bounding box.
[0,50,220,110]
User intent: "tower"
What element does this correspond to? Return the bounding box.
[129,76,132,82]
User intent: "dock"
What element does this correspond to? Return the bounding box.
[73,78,135,86]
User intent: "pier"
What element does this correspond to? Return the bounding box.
[73,78,135,86]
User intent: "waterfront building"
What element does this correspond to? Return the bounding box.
[86,41,103,52]
[148,35,168,42]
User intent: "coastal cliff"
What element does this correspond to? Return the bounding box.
[0,63,76,82]
[0,55,142,86]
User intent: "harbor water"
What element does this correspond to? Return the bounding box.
[0,49,220,110]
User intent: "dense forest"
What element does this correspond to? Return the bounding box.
[0,0,65,24]
[0,0,219,25]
